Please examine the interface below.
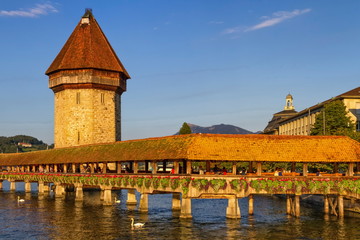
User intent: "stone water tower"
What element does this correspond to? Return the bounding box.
[45,9,130,148]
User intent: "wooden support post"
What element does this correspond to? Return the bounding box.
[226,196,240,219]
[286,195,291,215]
[172,192,181,210]
[90,163,94,174]
[338,195,344,218]
[54,165,58,173]
[256,162,262,176]
[174,161,179,174]
[182,160,186,174]
[63,164,67,173]
[206,161,210,173]
[145,161,149,172]
[186,161,192,174]
[117,162,121,174]
[25,181,31,193]
[21,166,24,172]
[291,162,296,173]
[324,195,329,214]
[139,193,149,212]
[329,196,338,216]
[333,163,338,174]
[75,183,83,201]
[103,163,107,174]
[100,189,104,201]
[126,189,137,205]
[10,180,16,191]
[32,165,36,172]
[248,194,254,215]
[348,163,354,176]
[38,181,44,194]
[232,162,237,175]
[46,165,50,172]
[303,163,308,177]
[0,181,3,190]
[133,162,139,174]
[72,164,76,173]
[295,195,300,217]
[249,161,253,173]
[162,160,167,173]
[151,161,157,174]
[180,197,192,218]
[26,166,30,172]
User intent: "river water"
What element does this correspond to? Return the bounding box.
[0,182,359,240]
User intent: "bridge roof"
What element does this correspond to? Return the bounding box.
[0,134,359,165]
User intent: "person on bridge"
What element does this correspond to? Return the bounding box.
[213,165,220,173]
[274,168,279,176]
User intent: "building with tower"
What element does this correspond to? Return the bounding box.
[46,9,130,148]
[263,94,297,135]
[264,87,360,135]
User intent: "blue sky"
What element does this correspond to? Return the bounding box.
[0,1,359,144]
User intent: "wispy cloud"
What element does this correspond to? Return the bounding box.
[0,3,58,18]
[223,8,311,34]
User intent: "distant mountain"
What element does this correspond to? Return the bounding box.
[0,135,53,153]
[175,123,254,135]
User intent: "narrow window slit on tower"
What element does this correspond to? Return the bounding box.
[101,93,105,104]
[76,92,80,104]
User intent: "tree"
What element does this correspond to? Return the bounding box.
[310,100,355,136]
[179,122,192,135]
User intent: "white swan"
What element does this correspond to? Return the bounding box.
[114,197,121,203]
[17,196,25,203]
[131,218,145,228]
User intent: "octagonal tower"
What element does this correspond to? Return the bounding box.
[46,9,130,148]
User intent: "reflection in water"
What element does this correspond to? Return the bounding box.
[0,186,358,239]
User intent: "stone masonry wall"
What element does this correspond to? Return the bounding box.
[54,88,120,148]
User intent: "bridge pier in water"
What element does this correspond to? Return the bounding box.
[75,183,84,201]
[226,196,241,219]
[25,181,31,193]
[248,195,254,215]
[102,186,113,205]
[172,193,181,210]
[43,183,50,192]
[38,181,44,194]
[286,194,301,217]
[55,183,65,197]
[126,189,137,205]
[139,193,149,212]
[10,180,16,191]
[324,195,344,218]
[180,198,192,218]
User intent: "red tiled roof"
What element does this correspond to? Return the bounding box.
[45,10,130,79]
[0,134,359,165]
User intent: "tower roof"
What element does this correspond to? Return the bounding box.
[45,9,130,79]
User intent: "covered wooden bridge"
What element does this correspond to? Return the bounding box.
[0,134,359,219]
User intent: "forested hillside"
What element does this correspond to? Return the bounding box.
[0,135,52,153]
